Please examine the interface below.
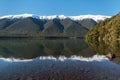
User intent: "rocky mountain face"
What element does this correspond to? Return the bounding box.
[0,14,110,38]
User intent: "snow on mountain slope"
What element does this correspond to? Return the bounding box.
[69,15,111,22]
[0,14,111,22]
[0,14,39,19]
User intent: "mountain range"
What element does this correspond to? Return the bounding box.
[0,14,111,38]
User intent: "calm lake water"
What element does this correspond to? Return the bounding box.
[0,39,120,80]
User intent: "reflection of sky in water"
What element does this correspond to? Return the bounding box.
[0,55,120,80]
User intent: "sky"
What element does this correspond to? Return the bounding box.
[0,0,120,16]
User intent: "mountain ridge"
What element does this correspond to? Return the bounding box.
[0,14,111,22]
[0,14,111,38]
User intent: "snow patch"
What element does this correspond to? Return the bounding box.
[39,15,67,20]
[0,14,39,19]
[69,15,111,22]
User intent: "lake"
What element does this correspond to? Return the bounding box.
[0,39,120,80]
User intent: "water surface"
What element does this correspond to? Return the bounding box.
[0,39,95,58]
[0,39,120,80]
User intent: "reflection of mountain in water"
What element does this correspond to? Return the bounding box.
[0,39,96,58]
[0,55,120,80]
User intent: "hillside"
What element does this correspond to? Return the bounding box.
[85,13,120,61]
[0,14,110,38]
[86,13,120,43]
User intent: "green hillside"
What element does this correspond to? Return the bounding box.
[86,13,120,43]
[85,13,120,62]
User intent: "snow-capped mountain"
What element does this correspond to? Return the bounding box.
[0,14,111,22]
[0,14,111,37]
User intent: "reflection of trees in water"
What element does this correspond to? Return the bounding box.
[86,40,120,64]
[0,39,95,58]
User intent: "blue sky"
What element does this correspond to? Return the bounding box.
[0,0,120,16]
